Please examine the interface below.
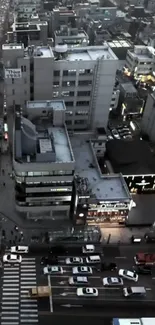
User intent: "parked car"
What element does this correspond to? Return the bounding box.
[66,257,83,265]
[3,254,22,263]
[40,255,58,266]
[132,265,152,275]
[82,245,95,254]
[68,276,88,285]
[72,266,93,275]
[103,277,123,286]
[119,269,138,282]
[134,253,155,265]
[43,266,63,275]
[10,246,29,254]
[77,287,98,297]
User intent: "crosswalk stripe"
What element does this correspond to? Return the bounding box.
[21,290,29,293]
[20,299,37,303]
[21,265,36,268]
[20,282,36,285]
[3,284,19,287]
[20,314,38,317]
[20,309,38,312]
[4,264,20,267]
[20,304,37,307]
[3,275,19,278]
[21,320,38,323]
[21,271,36,277]
[2,302,19,305]
[4,268,19,271]
[3,292,19,296]
[3,288,19,291]
[22,261,35,265]
[2,297,19,300]
[21,277,36,281]
[3,272,19,275]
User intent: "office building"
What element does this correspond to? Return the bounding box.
[14,0,42,21]
[3,43,118,130]
[13,99,75,220]
[141,90,155,142]
[54,27,89,47]
[125,45,155,75]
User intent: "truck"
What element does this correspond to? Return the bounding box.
[29,286,51,298]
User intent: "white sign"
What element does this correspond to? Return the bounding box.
[5,69,22,79]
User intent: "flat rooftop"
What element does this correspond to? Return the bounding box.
[15,115,73,163]
[27,100,66,111]
[70,135,130,201]
[25,45,118,61]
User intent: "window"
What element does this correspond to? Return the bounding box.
[79,69,93,75]
[77,91,91,97]
[53,92,59,98]
[53,81,59,87]
[54,70,60,77]
[12,78,14,84]
[74,120,86,125]
[63,70,76,76]
[24,65,26,72]
[62,81,75,87]
[76,111,88,115]
[78,80,92,86]
[12,89,15,95]
[66,120,72,125]
[21,66,23,72]
[61,91,74,97]
[66,111,73,115]
[65,101,73,107]
[76,101,89,106]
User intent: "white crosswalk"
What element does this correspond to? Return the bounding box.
[1,257,38,325]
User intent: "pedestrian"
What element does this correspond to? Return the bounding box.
[2,169,4,175]
[14,225,18,231]
[3,182,5,187]
[11,230,13,235]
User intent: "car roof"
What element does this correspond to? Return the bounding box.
[10,254,17,259]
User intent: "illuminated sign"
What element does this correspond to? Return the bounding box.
[5,69,22,79]
[135,180,150,186]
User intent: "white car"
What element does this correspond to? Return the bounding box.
[77,287,98,297]
[66,257,83,265]
[3,254,22,264]
[72,266,93,275]
[111,129,120,139]
[69,276,88,285]
[119,269,138,282]
[43,266,63,275]
[103,277,123,286]
[82,245,95,254]
[10,246,29,254]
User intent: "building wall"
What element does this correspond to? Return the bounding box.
[3,45,118,130]
[141,93,155,141]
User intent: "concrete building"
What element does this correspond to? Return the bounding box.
[3,43,118,130]
[14,0,42,20]
[125,45,155,75]
[54,27,89,47]
[71,133,132,225]
[7,20,48,47]
[13,99,75,220]
[51,7,77,35]
[141,91,155,142]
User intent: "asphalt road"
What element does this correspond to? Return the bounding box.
[1,245,155,325]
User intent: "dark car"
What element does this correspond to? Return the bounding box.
[40,255,58,266]
[101,262,117,271]
[133,265,152,275]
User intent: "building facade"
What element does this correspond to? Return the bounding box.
[125,45,155,75]
[141,90,155,142]
[13,100,75,220]
[3,43,118,130]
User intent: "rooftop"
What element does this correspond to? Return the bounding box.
[71,135,130,201]
[27,100,66,111]
[24,44,118,61]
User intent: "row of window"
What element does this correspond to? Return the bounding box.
[53,91,91,98]
[66,111,88,116]
[54,69,93,77]
[66,120,87,125]
[15,170,74,177]
[53,80,92,87]
[65,101,90,107]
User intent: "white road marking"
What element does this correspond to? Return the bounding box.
[146,288,152,290]
[20,304,38,308]
[21,320,38,323]
[20,299,37,303]
[1,322,19,325]
[2,306,19,310]
[4,268,19,271]
[2,292,19,296]
[3,279,19,283]
[1,317,19,320]
[3,275,19,278]
[20,309,38,313]
[3,272,19,275]
[2,302,19,305]
[20,274,36,276]
[2,297,19,300]
[115,256,127,259]
[3,288,19,291]
[21,262,35,265]
[20,282,36,285]
[3,284,19,287]
[22,258,35,261]
[2,312,19,315]
[21,277,36,281]
[48,274,53,313]
[20,314,38,318]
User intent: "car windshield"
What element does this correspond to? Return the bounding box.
[7,255,11,260]
[125,270,134,277]
[51,267,58,272]
[80,267,87,272]
[110,277,119,283]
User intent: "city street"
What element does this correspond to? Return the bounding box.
[1,245,155,324]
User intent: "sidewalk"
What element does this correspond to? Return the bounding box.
[100,226,151,244]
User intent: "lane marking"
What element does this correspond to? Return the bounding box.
[20,278,36,281]
[48,274,53,313]
[20,299,37,303]
[20,309,38,313]
[20,304,38,308]
[115,256,127,259]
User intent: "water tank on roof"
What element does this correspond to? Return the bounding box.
[55,44,68,54]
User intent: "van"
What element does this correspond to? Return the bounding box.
[123,286,146,297]
[86,255,101,264]
[82,245,95,254]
